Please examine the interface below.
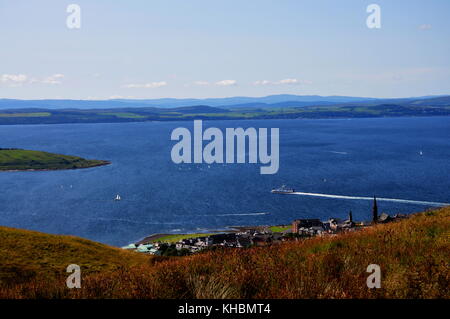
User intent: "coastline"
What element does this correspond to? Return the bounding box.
[135,224,289,245]
[0,160,111,172]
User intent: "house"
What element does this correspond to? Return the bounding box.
[195,237,212,247]
[236,236,252,248]
[328,218,342,231]
[292,219,323,233]
[149,248,161,255]
[378,213,393,223]
[252,234,273,246]
[121,243,137,250]
[310,226,325,235]
[137,244,153,253]
[210,233,237,245]
[393,213,407,219]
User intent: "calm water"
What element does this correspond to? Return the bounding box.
[0,117,449,246]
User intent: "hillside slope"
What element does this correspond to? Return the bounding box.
[0,226,150,285]
[0,207,449,299]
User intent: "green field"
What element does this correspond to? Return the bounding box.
[0,149,110,171]
[268,225,291,233]
[101,112,148,119]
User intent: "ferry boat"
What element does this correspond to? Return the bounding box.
[271,185,295,194]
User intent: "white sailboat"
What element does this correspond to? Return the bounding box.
[114,194,121,201]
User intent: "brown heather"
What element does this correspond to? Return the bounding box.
[0,207,449,299]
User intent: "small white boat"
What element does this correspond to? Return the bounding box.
[114,194,121,201]
[419,151,423,156]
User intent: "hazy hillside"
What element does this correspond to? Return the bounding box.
[0,94,387,109]
[0,206,448,299]
[0,95,449,125]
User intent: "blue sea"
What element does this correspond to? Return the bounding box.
[0,117,449,246]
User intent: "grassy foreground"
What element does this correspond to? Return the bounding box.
[0,149,109,171]
[0,207,449,299]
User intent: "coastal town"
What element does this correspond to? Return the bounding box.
[123,197,407,256]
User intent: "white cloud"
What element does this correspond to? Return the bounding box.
[278,78,299,84]
[215,80,237,86]
[1,73,67,86]
[418,24,432,30]
[254,78,312,86]
[1,74,28,86]
[42,74,65,85]
[254,80,272,86]
[123,81,167,89]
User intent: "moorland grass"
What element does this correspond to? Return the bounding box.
[0,206,448,299]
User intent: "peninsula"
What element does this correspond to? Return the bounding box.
[0,148,110,171]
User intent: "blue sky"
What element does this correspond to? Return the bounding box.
[0,0,449,99]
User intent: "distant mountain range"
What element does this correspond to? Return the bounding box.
[110,94,380,108]
[0,95,449,125]
[1,94,448,110]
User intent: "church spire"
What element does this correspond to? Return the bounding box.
[372,196,378,223]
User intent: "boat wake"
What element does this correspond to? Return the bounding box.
[288,192,449,207]
[328,151,348,155]
[210,212,269,217]
[88,217,182,225]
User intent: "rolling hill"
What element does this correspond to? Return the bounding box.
[0,226,150,286]
[0,94,380,109]
[0,95,449,125]
[0,206,448,299]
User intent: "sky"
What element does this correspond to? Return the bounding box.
[0,0,449,100]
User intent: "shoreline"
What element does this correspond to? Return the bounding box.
[0,160,111,172]
[135,224,289,245]
[0,115,449,127]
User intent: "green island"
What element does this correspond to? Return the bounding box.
[0,148,110,171]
